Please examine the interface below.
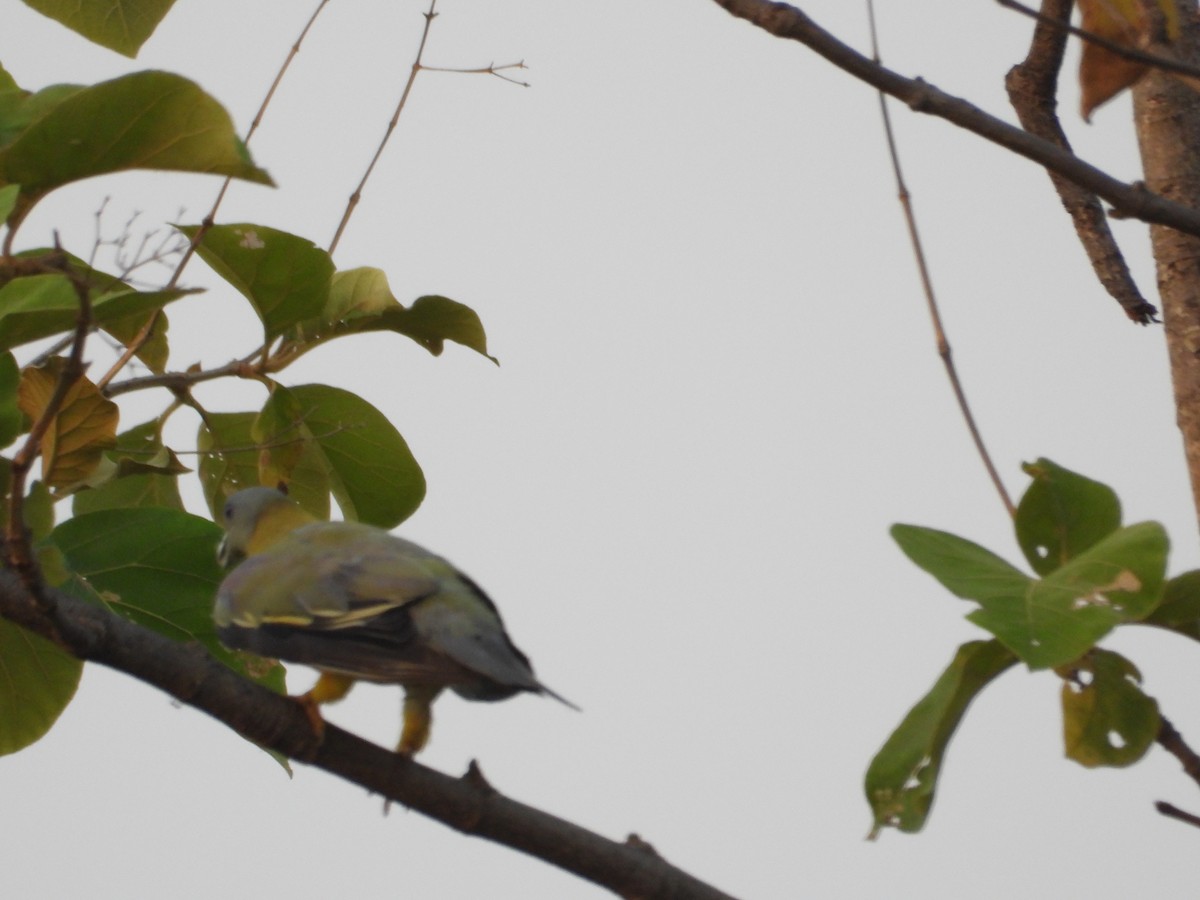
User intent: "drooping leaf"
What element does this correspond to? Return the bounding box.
[0,71,272,205]
[290,267,496,363]
[178,223,332,341]
[51,507,285,694]
[256,384,425,528]
[893,521,1168,669]
[71,420,187,514]
[21,0,178,57]
[17,358,118,488]
[1078,0,1180,120]
[0,617,82,756]
[198,410,330,521]
[866,640,1016,836]
[0,351,25,446]
[1061,649,1159,767]
[1016,458,1122,576]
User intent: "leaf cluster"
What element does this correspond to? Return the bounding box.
[0,15,494,759]
[866,459,1197,836]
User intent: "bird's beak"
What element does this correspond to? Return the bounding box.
[217,536,243,569]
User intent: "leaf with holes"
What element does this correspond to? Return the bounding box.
[893,521,1168,669]
[1062,649,1159,767]
[971,521,1168,668]
[866,640,1016,836]
[1016,458,1121,576]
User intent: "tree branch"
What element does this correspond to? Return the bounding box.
[0,571,737,900]
[706,0,1200,238]
[1004,0,1157,324]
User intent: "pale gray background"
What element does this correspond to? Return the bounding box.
[2,1,1197,897]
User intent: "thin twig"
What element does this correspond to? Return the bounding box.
[866,1,1015,517]
[104,345,268,399]
[1156,801,1200,829]
[328,0,441,256]
[996,0,1200,81]
[95,0,333,390]
[421,60,531,87]
[1157,715,1200,789]
[1004,0,1156,324]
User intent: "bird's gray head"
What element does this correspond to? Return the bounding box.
[216,487,295,569]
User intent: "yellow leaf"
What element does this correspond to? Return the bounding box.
[1078,0,1180,120]
[17,358,118,488]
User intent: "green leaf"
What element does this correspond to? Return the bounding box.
[21,0,178,57]
[893,522,1169,669]
[0,272,189,353]
[1142,569,1200,642]
[0,351,24,446]
[0,617,82,756]
[0,182,17,222]
[257,384,425,528]
[198,410,331,522]
[24,480,55,541]
[103,304,170,373]
[1062,649,1159,767]
[51,507,285,694]
[0,81,83,151]
[866,640,1016,836]
[178,224,332,341]
[0,71,272,203]
[891,524,1032,603]
[291,267,496,363]
[1016,458,1122,576]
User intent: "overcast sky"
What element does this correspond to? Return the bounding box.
[4,1,1200,897]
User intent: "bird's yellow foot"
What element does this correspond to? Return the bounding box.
[296,672,356,740]
[398,685,442,756]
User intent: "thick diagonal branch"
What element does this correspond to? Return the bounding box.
[707,0,1200,237]
[0,572,737,900]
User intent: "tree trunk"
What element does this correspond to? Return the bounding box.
[1133,2,1200,534]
